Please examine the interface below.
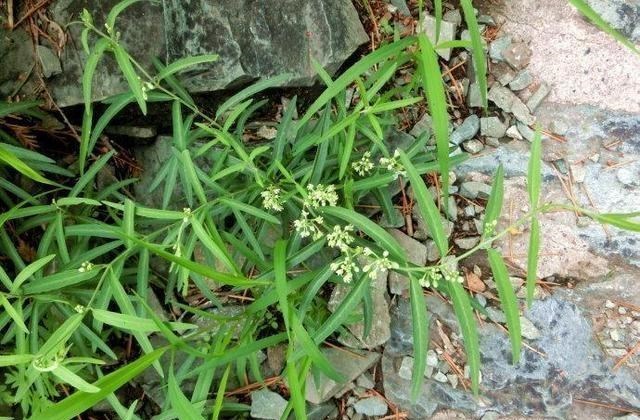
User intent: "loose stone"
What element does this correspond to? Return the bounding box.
[480,117,507,138]
[526,82,551,111]
[509,69,534,90]
[503,42,532,69]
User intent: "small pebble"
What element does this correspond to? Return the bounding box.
[506,125,523,140]
[610,329,622,342]
[619,306,628,315]
[447,373,459,389]
[526,82,551,111]
[462,138,485,154]
[426,350,439,367]
[605,300,616,309]
[433,371,448,383]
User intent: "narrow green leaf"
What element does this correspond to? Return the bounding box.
[11,254,56,293]
[106,0,147,30]
[190,217,237,274]
[0,144,53,185]
[526,216,540,307]
[80,37,111,172]
[487,249,521,363]
[156,54,219,81]
[274,239,291,330]
[216,73,292,120]
[0,353,34,367]
[312,274,369,345]
[447,281,480,395]
[22,268,100,294]
[123,198,135,248]
[416,33,450,199]
[399,151,448,258]
[409,275,429,400]
[220,198,280,225]
[0,295,28,334]
[300,37,413,126]
[320,207,406,262]
[483,164,504,238]
[44,347,167,420]
[92,309,196,333]
[460,0,488,108]
[51,365,99,393]
[169,367,204,420]
[71,150,115,197]
[210,364,231,420]
[113,45,147,115]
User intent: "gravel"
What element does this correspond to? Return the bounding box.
[450,114,480,145]
[526,82,551,111]
[480,117,507,138]
[353,397,388,416]
[509,69,534,90]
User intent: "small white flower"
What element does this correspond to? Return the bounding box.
[78,261,94,273]
[352,151,374,176]
[305,184,338,208]
[261,185,284,212]
[293,211,324,240]
[327,225,355,252]
[362,250,399,279]
[419,266,443,288]
[379,149,406,178]
[74,304,86,314]
[330,253,360,283]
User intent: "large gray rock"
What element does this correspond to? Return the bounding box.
[327,257,391,349]
[46,0,368,106]
[305,348,380,404]
[383,297,640,418]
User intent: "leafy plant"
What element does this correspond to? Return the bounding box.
[0,0,638,419]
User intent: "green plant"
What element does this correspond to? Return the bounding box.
[0,1,639,419]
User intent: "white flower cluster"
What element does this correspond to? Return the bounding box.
[327,224,355,252]
[293,211,324,240]
[304,184,339,209]
[330,244,399,284]
[379,150,406,179]
[362,250,399,279]
[352,151,374,176]
[261,185,284,212]
[330,252,359,284]
[418,265,464,288]
[78,261,94,273]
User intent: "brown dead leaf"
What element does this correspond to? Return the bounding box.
[466,271,486,293]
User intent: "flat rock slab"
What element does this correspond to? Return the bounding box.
[479,0,640,112]
[383,297,640,418]
[47,0,367,106]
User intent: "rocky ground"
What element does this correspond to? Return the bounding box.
[2,0,640,418]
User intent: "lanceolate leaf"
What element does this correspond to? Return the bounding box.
[487,249,521,363]
[483,164,504,238]
[399,151,448,258]
[409,274,429,401]
[320,207,406,262]
[447,281,480,395]
[526,216,540,307]
[45,348,167,420]
[416,33,451,200]
[459,0,488,108]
